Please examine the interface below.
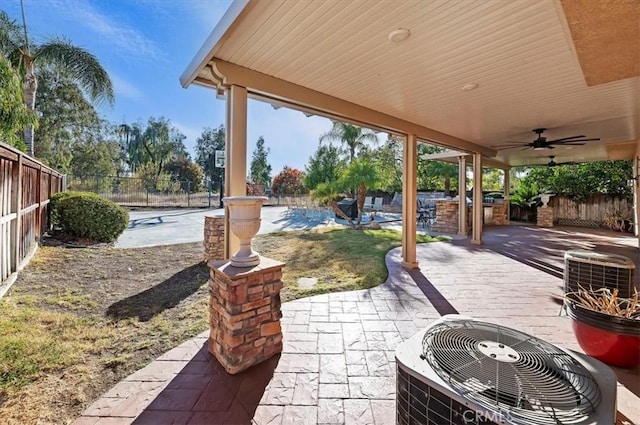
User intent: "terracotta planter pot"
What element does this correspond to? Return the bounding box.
[565,300,640,368]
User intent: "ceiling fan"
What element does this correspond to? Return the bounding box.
[493,128,600,150]
[546,156,576,167]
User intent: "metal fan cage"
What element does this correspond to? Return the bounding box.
[422,319,601,425]
[564,250,635,298]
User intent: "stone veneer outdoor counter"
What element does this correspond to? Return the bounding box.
[430,200,509,234]
[207,256,284,374]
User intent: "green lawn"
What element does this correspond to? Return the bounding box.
[254,227,447,301]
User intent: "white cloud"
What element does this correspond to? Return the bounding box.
[45,0,163,60]
[110,73,144,102]
[172,121,202,150]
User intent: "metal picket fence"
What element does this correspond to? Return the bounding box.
[67,175,218,208]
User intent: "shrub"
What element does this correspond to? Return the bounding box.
[56,192,129,242]
[49,191,99,227]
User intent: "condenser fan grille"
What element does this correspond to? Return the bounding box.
[422,320,601,425]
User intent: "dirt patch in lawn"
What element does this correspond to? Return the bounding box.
[0,242,210,425]
[0,228,445,424]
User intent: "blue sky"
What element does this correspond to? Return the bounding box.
[3,0,335,174]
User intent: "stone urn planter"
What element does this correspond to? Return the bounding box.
[223,196,268,267]
[539,193,554,207]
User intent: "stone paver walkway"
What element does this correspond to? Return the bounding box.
[75,225,639,425]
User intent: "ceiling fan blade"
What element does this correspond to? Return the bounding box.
[551,142,587,147]
[546,135,585,143]
[555,138,600,144]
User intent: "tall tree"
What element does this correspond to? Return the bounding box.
[271,166,306,196]
[319,121,378,163]
[417,144,459,195]
[34,68,101,172]
[124,117,187,179]
[1,4,114,155]
[371,138,403,193]
[164,157,203,192]
[514,160,632,201]
[340,158,382,224]
[0,52,35,150]
[303,144,344,190]
[249,136,272,191]
[70,137,120,178]
[482,168,503,192]
[195,125,225,184]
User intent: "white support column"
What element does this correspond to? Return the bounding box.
[225,85,248,259]
[402,134,418,268]
[634,154,639,246]
[458,156,467,236]
[503,167,511,224]
[471,153,483,244]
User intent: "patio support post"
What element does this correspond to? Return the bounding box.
[634,155,639,242]
[225,85,248,259]
[402,134,418,268]
[458,156,467,235]
[471,153,483,244]
[503,167,510,224]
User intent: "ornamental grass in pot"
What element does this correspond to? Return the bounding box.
[564,287,640,368]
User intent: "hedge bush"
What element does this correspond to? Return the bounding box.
[49,191,99,227]
[55,192,128,242]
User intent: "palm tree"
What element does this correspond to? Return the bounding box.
[319,121,378,163]
[1,4,114,156]
[312,182,354,226]
[340,158,381,224]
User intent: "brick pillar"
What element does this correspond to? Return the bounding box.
[431,200,459,234]
[208,257,284,374]
[492,203,508,226]
[204,215,225,262]
[537,207,554,228]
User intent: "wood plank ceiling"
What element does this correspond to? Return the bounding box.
[196,0,639,167]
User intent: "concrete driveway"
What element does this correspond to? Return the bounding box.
[115,206,341,248]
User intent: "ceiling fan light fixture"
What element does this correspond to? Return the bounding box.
[462,83,479,91]
[388,28,411,43]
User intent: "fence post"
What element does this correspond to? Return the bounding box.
[208,180,212,208]
[35,165,42,237]
[11,154,23,273]
[187,181,191,207]
[146,190,149,207]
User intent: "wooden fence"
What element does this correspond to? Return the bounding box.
[512,194,633,227]
[550,194,632,223]
[0,142,63,296]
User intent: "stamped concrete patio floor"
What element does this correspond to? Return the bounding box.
[75,225,639,425]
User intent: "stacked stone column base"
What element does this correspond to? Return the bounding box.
[208,257,284,374]
[204,215,225,262]
[430,200,459,234]
[492,203,509,225]
[537,207,554,228]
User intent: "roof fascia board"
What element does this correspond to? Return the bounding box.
[180,0,252,88]
[420,151,468,160]
[204,60,497,157]
[420,151,510,170]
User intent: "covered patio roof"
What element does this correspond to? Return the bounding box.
[181,0,639,167]
[181,0,640,263]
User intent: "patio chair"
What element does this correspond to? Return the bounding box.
[372,197,383,212]
[364,196,374,211]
